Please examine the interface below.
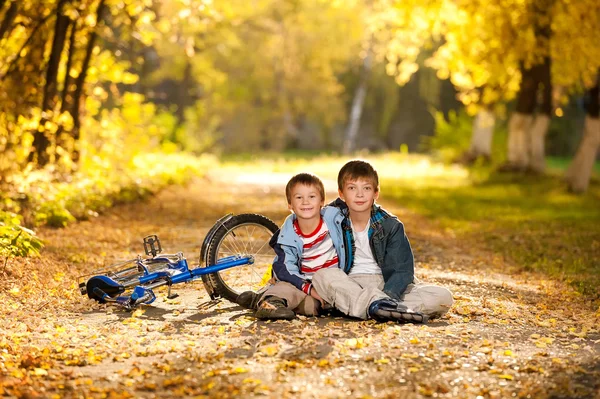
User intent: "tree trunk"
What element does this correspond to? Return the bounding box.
[343,51,371,154]
[70,0,106,159]
[29,0,70,166]
[60,20,77,113]
[566,82,600,193]
[505,64,537,170]
[462,108,495,163]
[175,62,191,124]
[0,1,18,40]
[503,2,552,173]
[528,57,552,173]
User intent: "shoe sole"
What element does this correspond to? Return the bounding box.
[255,314,295,321]
[375,309,428,324]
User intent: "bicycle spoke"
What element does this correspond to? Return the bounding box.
[244,225,257,253]
[221,235,243,257]
[221,235,240,256]
[229,229,247,255]
[210,219,277,298]
[251,239,270,257]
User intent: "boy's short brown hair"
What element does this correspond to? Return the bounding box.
[337,160,379,192]
[285,173,325,204]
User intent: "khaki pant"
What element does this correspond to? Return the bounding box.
[259,281,321,316]
[311,268,454,320]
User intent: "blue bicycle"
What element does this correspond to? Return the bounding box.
[78,213,278,309]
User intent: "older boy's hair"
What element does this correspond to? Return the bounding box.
[337,160,379,192]
[285,173,325,204]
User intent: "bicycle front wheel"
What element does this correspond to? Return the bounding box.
[206,213,278,302]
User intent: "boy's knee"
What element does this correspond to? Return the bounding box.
[441,288,454,307]
[312,267,344,289]
[425,286,454,317]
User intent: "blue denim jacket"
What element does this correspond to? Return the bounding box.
[332,198,415,299]
[269,206,345,293]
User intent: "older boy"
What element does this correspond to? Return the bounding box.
[311,160,454,321]
[240,173,345,320]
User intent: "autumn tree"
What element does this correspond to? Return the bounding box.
[377,0,599,181]
[0,0,161,179]
[566,74,600,192]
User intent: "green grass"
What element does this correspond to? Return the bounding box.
[383,167,600,300]
[546,156,600,173]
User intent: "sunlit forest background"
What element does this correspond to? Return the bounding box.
[1,0,599,295]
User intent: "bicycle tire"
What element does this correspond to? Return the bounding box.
[205,213,278,302]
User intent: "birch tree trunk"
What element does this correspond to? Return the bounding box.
[504,64,537,170]
[343,52,371,154]
[566,82,600,193]
[502,3,552,173]
[503,57,552,172]
[506,112,533,168]
[465,109,495,162]
[528,114,551,172]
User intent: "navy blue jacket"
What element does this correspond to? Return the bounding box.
[331,198,415,299]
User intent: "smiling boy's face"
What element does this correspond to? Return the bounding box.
[339,178,379,215]
[287,183,324,221]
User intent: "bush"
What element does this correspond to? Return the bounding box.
[0,152,215,256]
[0,211,43,257]
[422,109,473,163]
[422,108,507,165]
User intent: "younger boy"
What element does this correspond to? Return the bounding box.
[239,173,346,320]
[311,160,454,321]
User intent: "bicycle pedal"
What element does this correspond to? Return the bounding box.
[143,235,162,257]
[167,293,179,300]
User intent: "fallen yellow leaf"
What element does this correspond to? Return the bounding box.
[34,368,48,376]
[231,367,248,374]
[345,338,365,349]
[259,345,279,356]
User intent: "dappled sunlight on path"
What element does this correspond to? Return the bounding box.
[0,167,598,398]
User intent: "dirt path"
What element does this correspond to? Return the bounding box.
[1,171,599,398]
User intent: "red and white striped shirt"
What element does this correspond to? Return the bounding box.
[293,217,339,294]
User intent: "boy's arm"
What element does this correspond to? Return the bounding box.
[270,232,312,294]
[381,221,415,299]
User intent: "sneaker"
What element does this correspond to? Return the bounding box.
[255,296,295,320]
[236,291,261,310]
[368,298,428,324]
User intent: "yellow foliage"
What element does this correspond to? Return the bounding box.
[379,0,600,107]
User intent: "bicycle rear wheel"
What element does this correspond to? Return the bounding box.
[206,213,278,302]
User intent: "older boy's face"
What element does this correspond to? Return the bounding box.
[339,178,379,214]
[288,184,324,220]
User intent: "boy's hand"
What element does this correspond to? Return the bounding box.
[310,287,325,307]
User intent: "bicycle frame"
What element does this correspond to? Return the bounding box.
[78,247,254,310]
[78,212,278,310]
